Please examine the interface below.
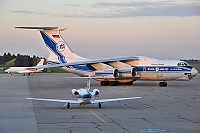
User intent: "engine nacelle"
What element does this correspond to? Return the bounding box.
[94,68,119,78]
[118,67,137,78]
[72,89,79,96]
[92,89,100,97]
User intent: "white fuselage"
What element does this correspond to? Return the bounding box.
[5,67,42,74]
[58,56,198,83]
[72,88,95,104]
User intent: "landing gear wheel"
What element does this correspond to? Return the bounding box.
[159,82,167,87]
[67,103,70,109]
[109,81,119,86]
[99,103,101,108]
[101,81,109,86]
[63,103,69,109]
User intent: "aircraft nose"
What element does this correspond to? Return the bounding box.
[191,68,198,77]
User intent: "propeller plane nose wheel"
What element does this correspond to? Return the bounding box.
[159,82,167,87]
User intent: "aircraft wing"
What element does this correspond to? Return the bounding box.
[26,98,79,104]
[91,97,141,104]
[34,56,139,69]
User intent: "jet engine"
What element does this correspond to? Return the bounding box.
[94,68,119,78]
[72,89,79,96]
[92,89,100,97]
[118,67,137,78]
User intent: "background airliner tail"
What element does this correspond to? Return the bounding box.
[36,59,45,66]
[15,26,85,64]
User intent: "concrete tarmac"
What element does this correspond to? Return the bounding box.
[0,73,199,133]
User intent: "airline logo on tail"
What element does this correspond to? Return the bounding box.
[56,41,65,52]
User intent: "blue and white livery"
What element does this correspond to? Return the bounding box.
[15,26,198,87]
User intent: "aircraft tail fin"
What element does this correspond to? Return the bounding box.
[36,59,44,66]
[15,26,85,64]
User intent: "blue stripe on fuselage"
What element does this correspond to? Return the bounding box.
[47,61,192,74]
[135,66,191,72]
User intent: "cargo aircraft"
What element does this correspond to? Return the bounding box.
[5,59,44,75]
[15,26,198,87]
[26,77,141,109]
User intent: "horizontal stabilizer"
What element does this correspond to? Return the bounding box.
[15,26,67,31]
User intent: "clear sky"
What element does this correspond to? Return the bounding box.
[0,0,200,60]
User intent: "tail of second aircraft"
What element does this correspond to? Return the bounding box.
[15,26,85,64]
[36,59,44,66]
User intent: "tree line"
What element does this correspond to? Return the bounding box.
[181,59,200,64]
[0,52,42,67]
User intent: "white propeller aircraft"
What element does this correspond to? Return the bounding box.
[15,26,198,87]
[5,59,44,75]
[26,77,141,109]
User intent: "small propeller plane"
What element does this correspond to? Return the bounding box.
[26,77,141,109]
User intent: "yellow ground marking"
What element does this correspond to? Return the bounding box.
[85,107,108,124]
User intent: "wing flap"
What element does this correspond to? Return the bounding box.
[26,98,79,104]
[91,97,141,104]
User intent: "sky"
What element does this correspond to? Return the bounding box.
[0,0,200,60]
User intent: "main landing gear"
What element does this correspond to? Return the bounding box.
[98,103,101,108]
[101,81,133,86]
[101,81,118,86]
[63,103,70,109]
[159,81,167,87]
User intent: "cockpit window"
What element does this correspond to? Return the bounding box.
[177,62,193,68]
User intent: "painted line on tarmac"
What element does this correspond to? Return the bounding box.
[85,107,108,124]
[134,128,167,132]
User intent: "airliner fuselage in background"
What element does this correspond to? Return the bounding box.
[15,26,198,87]
[5,59,44,75]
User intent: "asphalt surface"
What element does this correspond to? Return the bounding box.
[0,73,199,133]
